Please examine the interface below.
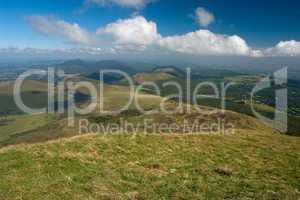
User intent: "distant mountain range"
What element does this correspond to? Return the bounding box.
[53,59,137,75]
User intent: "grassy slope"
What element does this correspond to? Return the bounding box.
[0,114,55,144]
[0,80,49,115]
[74,78,164,112]
[98,84,163,112]
[0,76,299,199]
[0,99,273,147]
[225,75,264,84]
[133,72,175,82]
[0,80,48,94]
[0,77,165,146]
[0,131,299,200]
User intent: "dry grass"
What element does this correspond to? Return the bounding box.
[0,130,299,199]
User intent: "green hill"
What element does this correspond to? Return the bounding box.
[0,74,299,199]
[133,72,175,83]
[0,80,49,115]
[0,114,55,145]
[0,130,299,199]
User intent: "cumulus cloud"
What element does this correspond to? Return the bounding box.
[85,0,155,9]
[264,40,300,57]
[27,15,96,46]
[97,16,160,47]
[26,15,258,56]
[25,15,300,58]
[158,30,255,56]
[195,7,215,27]
[95,16,255,56]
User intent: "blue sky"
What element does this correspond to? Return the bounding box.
[0,0,300,59]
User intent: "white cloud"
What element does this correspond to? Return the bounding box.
[264,40,300,56]
[85,0,154,9]
[25,15,300,58]
[158,30,255,56]
[97,16,160,47]
[195,7,215,27]
[27,15,96,46]
[95,16,256,56]
[249,49,264,58]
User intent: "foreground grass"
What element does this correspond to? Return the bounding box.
[0,131,299,199]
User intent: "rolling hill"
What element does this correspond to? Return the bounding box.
[0,69,299,199]
[53,59,137,75]
[0,129,299,199]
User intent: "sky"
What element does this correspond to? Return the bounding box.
[0,0,300,62]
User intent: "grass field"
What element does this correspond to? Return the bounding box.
[0,80,49,115]
[0,130,299,199]
[0,78,166,146]
[225,75,264,84]
[250,102,276,113]
[133,72,175,83]
[0,74,299,199]
[76,80,165,112]
[0,80,48,94]
[0,114,55,144]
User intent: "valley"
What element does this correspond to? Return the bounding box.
[0,60,299,199]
